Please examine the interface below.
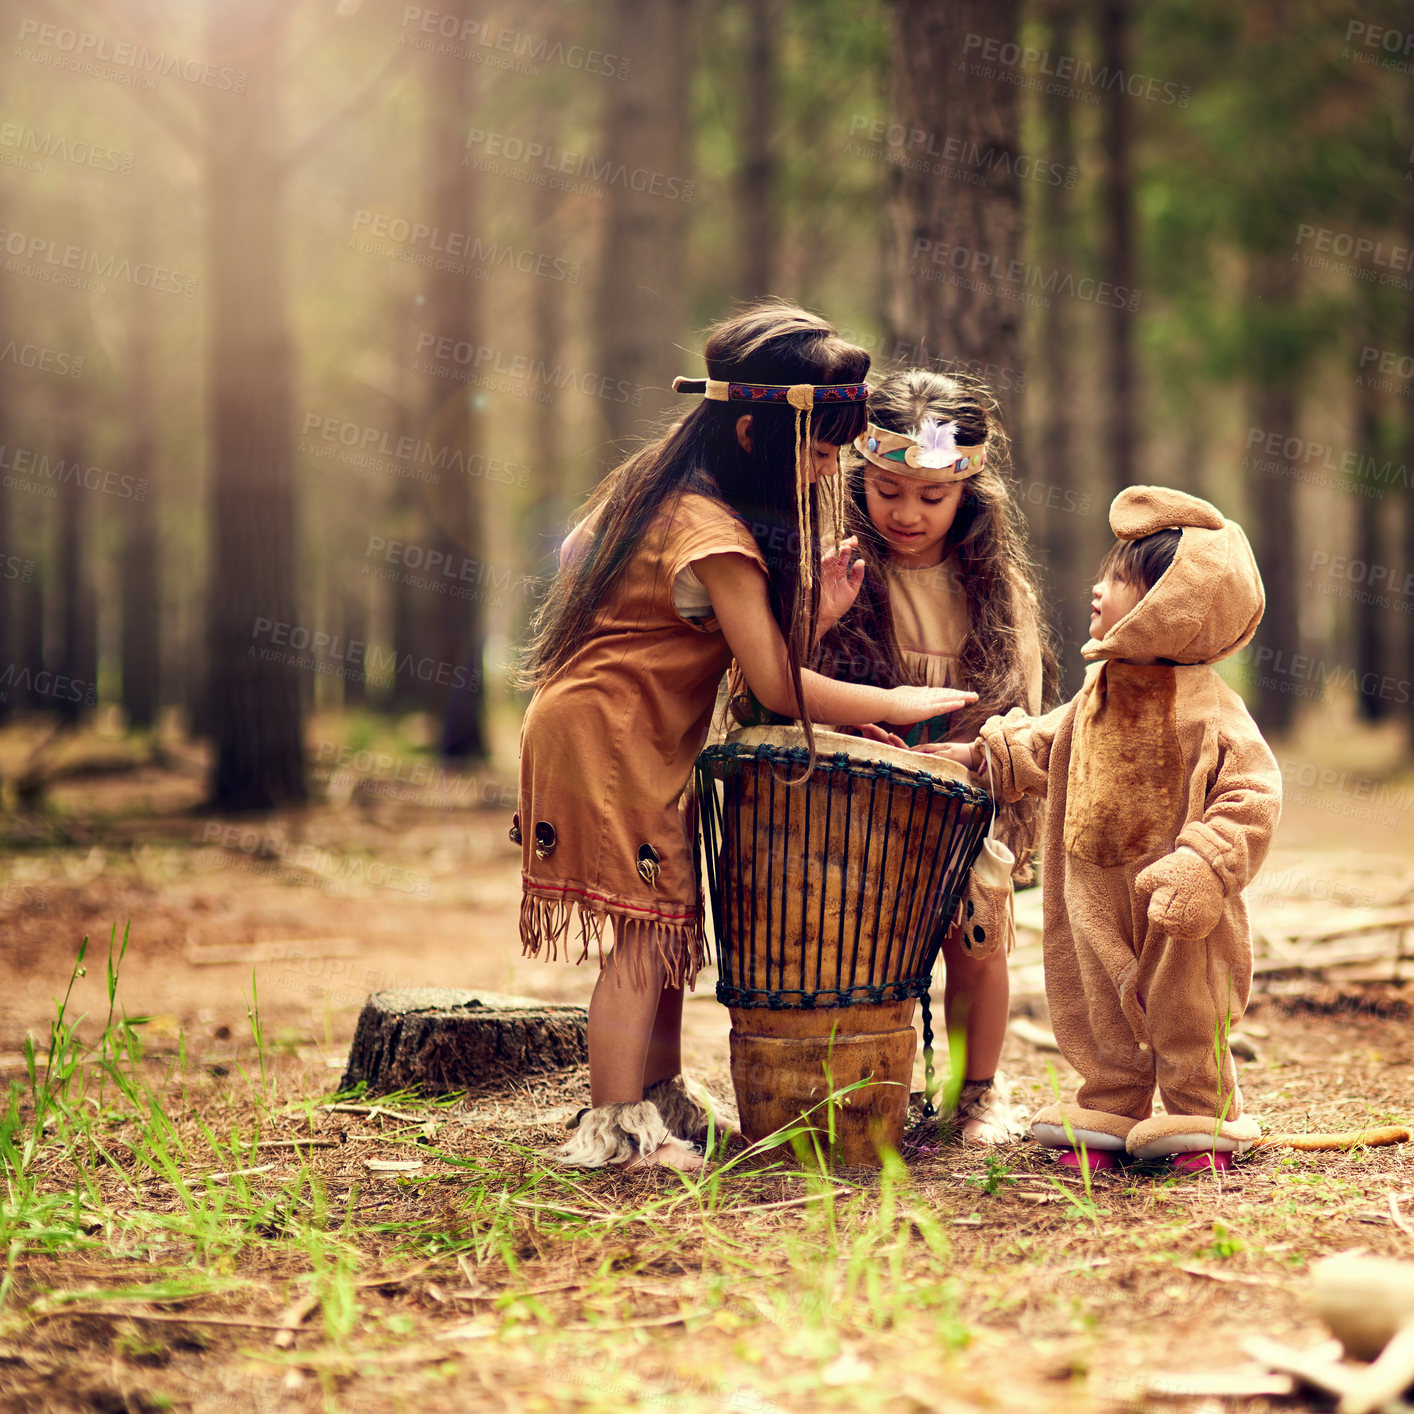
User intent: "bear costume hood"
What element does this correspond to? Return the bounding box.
[1083,485,1264,667]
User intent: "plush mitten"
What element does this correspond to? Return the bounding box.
[1136,847,1224,939]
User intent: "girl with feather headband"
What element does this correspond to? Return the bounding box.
[817,367,1060,1143]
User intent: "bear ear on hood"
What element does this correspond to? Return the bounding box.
[1111,485,1225,540]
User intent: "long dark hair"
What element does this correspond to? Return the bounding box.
[521,301,871,759]
[819,367,1059,872]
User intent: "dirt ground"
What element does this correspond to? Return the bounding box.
[1,706,1412,1413]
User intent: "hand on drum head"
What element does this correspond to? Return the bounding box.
[878,684,978,726]
[855,723,909,749]
[916,741,979,770]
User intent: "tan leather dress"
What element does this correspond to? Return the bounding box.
[518,493,766,987]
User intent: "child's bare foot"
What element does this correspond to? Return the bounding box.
[626,1138,704,1172]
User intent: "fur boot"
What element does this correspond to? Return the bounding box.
[643,1074,719,1141]
[557,1101,671,1167]
[952,1074,1028,1144]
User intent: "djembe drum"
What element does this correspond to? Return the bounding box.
[696,726,992,1165]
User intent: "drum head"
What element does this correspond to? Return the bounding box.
[725,725,978,789]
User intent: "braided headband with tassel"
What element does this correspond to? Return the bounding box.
[670,377,871,406]
[672,376,870,607]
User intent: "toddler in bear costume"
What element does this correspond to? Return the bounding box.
[939,486,1282,1169]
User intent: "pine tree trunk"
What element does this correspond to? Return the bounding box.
[735,0,781,301]
[204,0,306,809]
[1099,0,1136,498]
[121,207,161,730]
[529,170,566,583]
[0,185,11,728]
[595,0,694,460]
[21,574,44,713]
[342,589,367,709]
[1245,250,1300,736]
[1406,78,1414,746]
[1354,274,1389,722]
[1037,0,1085,695]
[415,0,485,757]
[886,0,1023,390]
[54,429,94,728]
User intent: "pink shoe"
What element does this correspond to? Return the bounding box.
[1171,1150,1232,1174]
[1056,1148,1118,1172]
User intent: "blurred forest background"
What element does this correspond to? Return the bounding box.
[1,0,1412,811]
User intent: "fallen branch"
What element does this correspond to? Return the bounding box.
[37,1308,296,1331]
[1240,1335,1359,1401]
[716,1189,851,1216]
[1178,1264,1291,1289]
[356,1257,450,1290]
[1339,1321,1414,1414]
[183,1163,277,1185]
[510,1198,651,1224]
[323,1102,434,1125]
[1390,1194,1414,1243]
[1249,1126,1410,1152]
[454,1281,582,1302]
[1008,1018,1060,1051]
[560,1308,706,1334]
[1145,1369,1295,1400]
[272,1294,320,1350]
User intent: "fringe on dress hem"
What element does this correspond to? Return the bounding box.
[520,891,706,991]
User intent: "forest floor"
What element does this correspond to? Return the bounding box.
[1,705,1413,1414]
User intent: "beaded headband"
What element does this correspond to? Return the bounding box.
[671,376,871,406]
[672,374,869,613]
[854,418,987,484]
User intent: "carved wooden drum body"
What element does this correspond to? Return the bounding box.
[696,727,992,1165]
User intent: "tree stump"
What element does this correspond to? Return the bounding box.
[340,988,588,1096]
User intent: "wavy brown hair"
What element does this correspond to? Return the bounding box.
[520,301,871,764]
[818,367,1059,874]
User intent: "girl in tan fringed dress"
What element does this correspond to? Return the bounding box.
[516,305,977,1171]
[818,368,1058,1144]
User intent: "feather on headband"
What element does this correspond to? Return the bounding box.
[854,417,986,483]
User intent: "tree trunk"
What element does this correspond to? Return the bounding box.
[341,988,588,1095]
[529,168,566,583]
[1099,0,1137,498]
[1037,0,1085,695]
[0,185,11,728]
[54,429,95,728]
[885,0,1023,393]
[342,588,367,710]
[121,205,161,730]
[1245,257,1300,736]
[411,0,486,758]
[1354,274,1390,722]
[734,0,781,301]
[1406,77,1414,746]
[204,0,306,808]
[595,0,694,460]
[21,573,44,713]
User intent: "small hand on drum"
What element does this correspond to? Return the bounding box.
[925,741,980,770]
